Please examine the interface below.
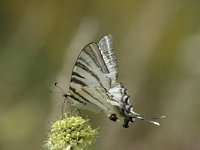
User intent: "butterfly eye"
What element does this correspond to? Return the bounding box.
[63,94,68,98]
[63,93,70,98]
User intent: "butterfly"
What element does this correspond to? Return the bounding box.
[64,34,161,128]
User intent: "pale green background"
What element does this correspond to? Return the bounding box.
[1,0,200,150]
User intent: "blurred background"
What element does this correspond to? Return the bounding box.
[1,0,200,150]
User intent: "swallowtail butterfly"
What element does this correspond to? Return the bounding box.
[64,34,161,128]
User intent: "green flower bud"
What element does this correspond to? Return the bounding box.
[44,113,99,150]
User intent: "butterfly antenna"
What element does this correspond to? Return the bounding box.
[54,82,65,94]
[54,82,70,98]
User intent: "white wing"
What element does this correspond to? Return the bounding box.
[68,35,114,111]
[97,34,118,85]
[70,42,111,91]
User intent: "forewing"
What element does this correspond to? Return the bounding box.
[70,41,112,92]
[69,35,120,113]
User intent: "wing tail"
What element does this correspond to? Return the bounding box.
[130,109,165,126]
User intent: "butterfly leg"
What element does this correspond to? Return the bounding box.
[123,117,134,128]
[76,107,81,114]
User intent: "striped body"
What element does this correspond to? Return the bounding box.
[67,35,160,128]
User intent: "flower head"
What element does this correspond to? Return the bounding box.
[44,113,99,150]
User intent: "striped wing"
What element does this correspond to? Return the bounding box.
[70,34,118,90]
[97,34,118,84]
[69,35,119,112]
[69,86,109,112]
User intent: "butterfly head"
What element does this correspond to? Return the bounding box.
[63,93,70,98]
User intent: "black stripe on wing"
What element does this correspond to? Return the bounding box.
[69,86,104,111]
[83,43,109,74]
[72,71,85,79]
[71,77,87,87]
[82,88,105,106]
[68,88,86,105]
[73,61,103,87]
